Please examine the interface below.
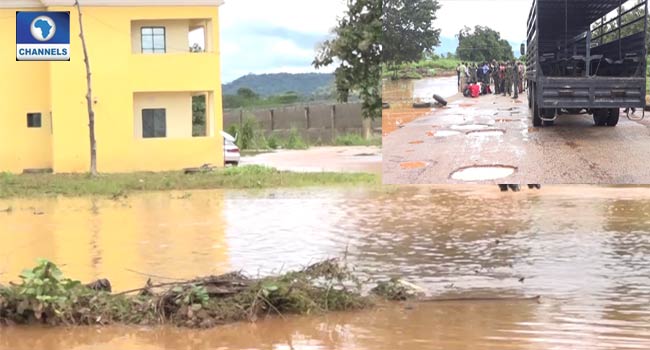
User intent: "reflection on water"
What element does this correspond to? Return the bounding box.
[383,76,458,104]
[3,186,650,349]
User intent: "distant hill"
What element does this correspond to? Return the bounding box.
[222,73,334,97]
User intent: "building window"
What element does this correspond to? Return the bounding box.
[141,27,166,53]
[142,109,167,138]
[27,113,41,128]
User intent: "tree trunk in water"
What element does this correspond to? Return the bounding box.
[75,0,97,176]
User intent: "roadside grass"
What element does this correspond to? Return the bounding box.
[0,166,380,199]
[334,134,382,146]
[382,58,461,80]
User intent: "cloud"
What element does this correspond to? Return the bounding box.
[219,0,345,82]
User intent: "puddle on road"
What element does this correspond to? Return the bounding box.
[450,124,490,131]
[434,130,462,137]
[450,165,516,181]
[466,129,505,137]
[4,187,650,349]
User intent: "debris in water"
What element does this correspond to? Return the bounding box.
[0,259,374,329]
[408,140,424,145]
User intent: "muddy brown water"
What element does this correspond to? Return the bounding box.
[2,186,650,349]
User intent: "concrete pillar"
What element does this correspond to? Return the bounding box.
[330,105,336,142]
[304,107,310,129]
[270,109,275,131]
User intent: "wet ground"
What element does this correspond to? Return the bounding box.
[240,146,382,173]
[383,78,650,184]
[3,186,650,349]
[382,77,459,134]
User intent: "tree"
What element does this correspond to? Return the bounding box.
[456,26,514,62]
[382,0,441,67]
[74,0,97,176]
[313,0,381,120]
[236,87,258,100]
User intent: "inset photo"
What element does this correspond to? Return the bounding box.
[383,0,650,184]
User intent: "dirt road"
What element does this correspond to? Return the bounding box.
[241,146,382,173]
[383,93,650,184]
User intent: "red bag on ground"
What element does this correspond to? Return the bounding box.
[470,84,480,98]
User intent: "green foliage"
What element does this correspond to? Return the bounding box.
[13,259,88,321]
[284,128,308,150]
[223,73,335,98]
[172,285,209,307]
[267,134,279,150]
[334,133,382,146]
[189,43,204,52]
[382,58,460,80]
[382,0,442,66]
[236,88,258,99]
[456,25,514,62]
[192,95,206,137]
[235,115,269,150]
[314,0,382,120]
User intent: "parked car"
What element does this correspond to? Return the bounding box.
[222,131,240,166]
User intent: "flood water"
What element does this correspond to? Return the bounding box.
[383,76,458,105]
[3,186,650,349]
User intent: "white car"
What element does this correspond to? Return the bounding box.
[222,131,240,166]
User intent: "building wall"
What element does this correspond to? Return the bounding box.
[0,8,53,173]
[223,103,382,143]
[130,19,190,54]
[45,5,223,173]
[133,92,193,139]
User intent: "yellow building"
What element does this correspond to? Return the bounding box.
[0,0,224,173]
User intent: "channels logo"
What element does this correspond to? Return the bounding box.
[16,11,70,61]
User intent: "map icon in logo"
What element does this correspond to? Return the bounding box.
[30,16,57,42]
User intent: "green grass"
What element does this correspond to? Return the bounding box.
[0,166,380,199]
[334,134,382,146]
[382,58,461,80]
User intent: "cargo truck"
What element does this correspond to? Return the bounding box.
[525,0,648,127]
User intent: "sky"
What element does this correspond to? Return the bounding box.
[216,0,347,83]
[215,0,532,83]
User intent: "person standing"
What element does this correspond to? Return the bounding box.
[492,60,500,94]
[456,63,461,90]
[512,61,519,99]
[505,61,514,97]
[459,62,468,92]
[500,62,507,95]
[518,62,525,93]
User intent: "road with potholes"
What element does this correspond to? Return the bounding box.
[383,93,650,184]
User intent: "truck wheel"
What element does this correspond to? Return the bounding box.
[542,109,555,126]
[531,85,542,127]
[607,108,620,126]
[593,109,608,126]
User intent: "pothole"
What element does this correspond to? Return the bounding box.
[466,129,505,137]
[401,161,428,170]
[450,124,490,131]
[434,130,462,137]
[450,165,516,181]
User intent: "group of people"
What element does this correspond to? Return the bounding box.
[456,61,526,99]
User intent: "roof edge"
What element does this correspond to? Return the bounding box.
[0,0,224,8]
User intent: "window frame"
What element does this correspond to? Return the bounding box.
[27,113,42,128]
[141,26,166,54]
[142,108,167,138]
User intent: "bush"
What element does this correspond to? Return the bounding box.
[284,128,308,150]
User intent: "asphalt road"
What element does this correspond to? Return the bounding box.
[383,93,650,184]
